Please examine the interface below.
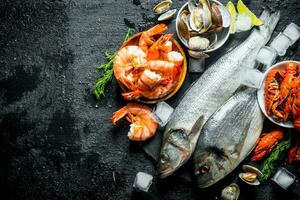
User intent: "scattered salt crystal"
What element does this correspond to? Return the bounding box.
[256,46,278,66]
[133,172,153,192]
[153,101,174,127]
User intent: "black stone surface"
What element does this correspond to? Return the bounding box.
[0,0,300,199]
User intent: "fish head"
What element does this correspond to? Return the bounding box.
[158,129,191,178]
[194,148,231,188]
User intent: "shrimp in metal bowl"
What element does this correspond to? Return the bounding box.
[111,103,158,141]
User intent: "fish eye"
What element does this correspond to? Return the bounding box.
[200,165,210,173]
[196,165,210,175]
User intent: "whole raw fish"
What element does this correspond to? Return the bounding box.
[157,10,280,178]
[193,87,263,188]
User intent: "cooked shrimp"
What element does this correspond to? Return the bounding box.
[122,76,176,100]
[139,79,176,99]
[139,24,168,52]
[111,103,158,141]
[167,51,184,66]
[161,40,173,53]
[147,34,173,60]
[137,69,162,90]
[147,60,176,72]
[122,54,183,100]
[113,45,147,90]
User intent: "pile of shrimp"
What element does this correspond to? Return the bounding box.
[113,24,184,100]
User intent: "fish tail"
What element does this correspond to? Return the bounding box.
[258,9,280,41]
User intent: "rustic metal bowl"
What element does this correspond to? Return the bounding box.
[116,32,187,104]
[175,0,231,53]
[257,60,300,128]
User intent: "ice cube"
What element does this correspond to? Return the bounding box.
[241,68,264,89]
[189,57,206,73]
[271,167,296,190]
[236,14,252,32]
[270,33,293,56]
[283,23,300,45]
[153,101,174,127]
[256,46,278,66]
[133,172,153,192]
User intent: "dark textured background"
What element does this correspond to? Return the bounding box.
[0,0,300,199]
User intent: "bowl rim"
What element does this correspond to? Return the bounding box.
[175,0,231,53]
[257,60,300,128]
[116,32,187,104]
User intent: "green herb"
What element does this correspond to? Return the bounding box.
[92,28,133,100]
[260,133,292,182]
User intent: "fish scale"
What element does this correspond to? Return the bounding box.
[194,87,264,188]
[158,10,280,178]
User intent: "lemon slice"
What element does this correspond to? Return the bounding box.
[237,0,263,26]
[226,1,237,33]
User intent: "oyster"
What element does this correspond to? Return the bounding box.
[158,9,177,21]
[177,10,190,40]
[211,3,222,26]
[239,173,260,185]
[201,0,212,32]
[238,164,262,186]
[188,36,210,50]
[188,0,212,33]
[241,172,257,182]
[211,3,231,28]
[153,0,172,14]
[189,7,204,32]
[242,164,263,177]
[221,183,240,200]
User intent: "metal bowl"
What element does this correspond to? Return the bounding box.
[117,33,187,104]
[175,0,231,53]
[257,60,300,128]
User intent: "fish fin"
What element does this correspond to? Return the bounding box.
[235,141,244,156]
[188,115,204,139]
[235,120,253,156]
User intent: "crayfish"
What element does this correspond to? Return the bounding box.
[265,62,300,130]
[288,138,300,164]
[251,129,284,161]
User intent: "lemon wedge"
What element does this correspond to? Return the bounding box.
[237,0,263,26]
[226,1,237,33]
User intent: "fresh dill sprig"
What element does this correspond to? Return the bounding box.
[259,133,291,182]
[92,28,133,100]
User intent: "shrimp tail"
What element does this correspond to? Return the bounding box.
[122,90,141,100]
[139,24,168,52]
[145,24,168,36]
[147,34,173,60]
[111,106,128,124]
